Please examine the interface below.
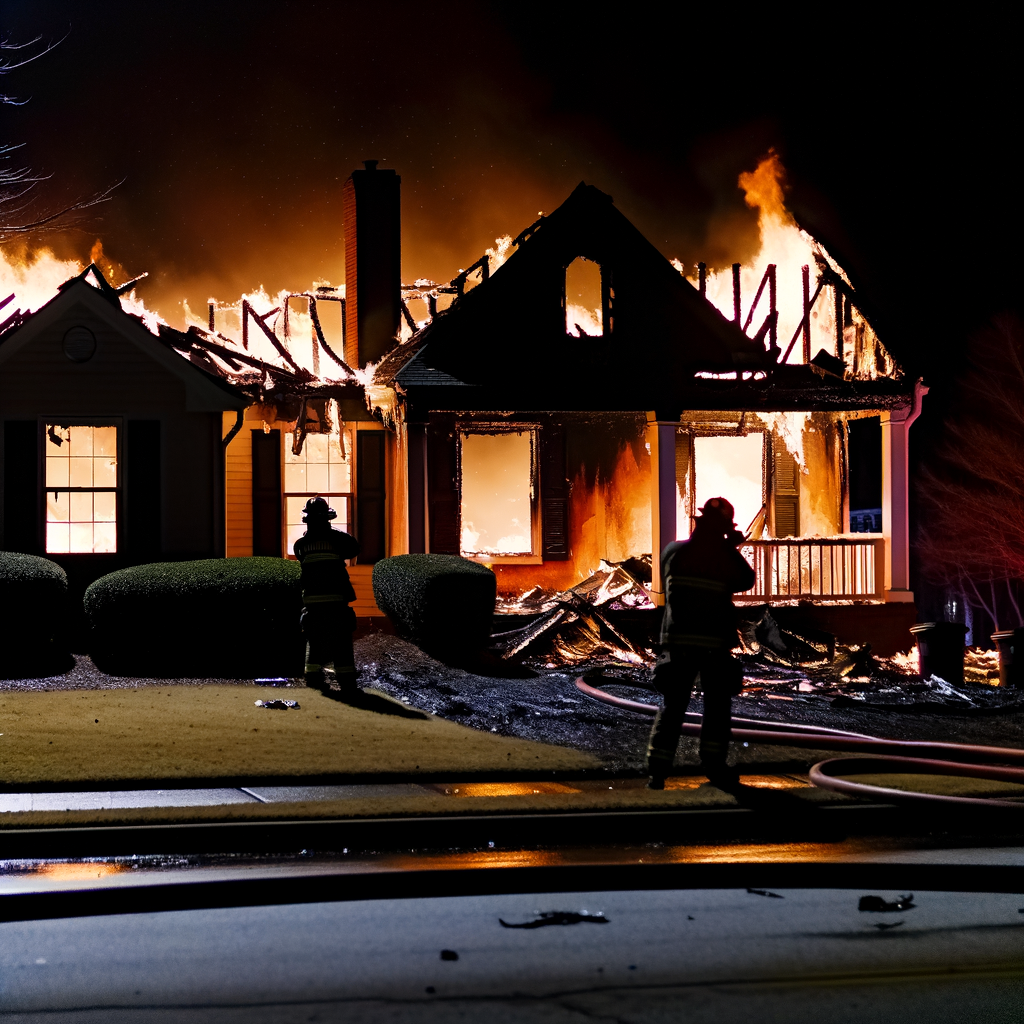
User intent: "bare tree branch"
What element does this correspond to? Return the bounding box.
[917,315,1024,628]
[0,30,119,238]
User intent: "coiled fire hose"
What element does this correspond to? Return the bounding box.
[575,675,1024,810]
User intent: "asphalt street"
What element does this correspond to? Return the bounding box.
[1,885,1022,1021]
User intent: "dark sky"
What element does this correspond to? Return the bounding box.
[3,2,1020,375]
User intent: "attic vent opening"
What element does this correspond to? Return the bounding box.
[564,257,604,337]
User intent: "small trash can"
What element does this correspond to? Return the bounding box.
[909,622,968,684]
[991,628,1024,688]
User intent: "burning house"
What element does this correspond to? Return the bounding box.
[0,158,924,652]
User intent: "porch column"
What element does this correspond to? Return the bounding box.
[646,411,679,606]
[880,379,928,602]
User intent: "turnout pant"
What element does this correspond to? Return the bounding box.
[646,644,743,776]
[301,603,357,685]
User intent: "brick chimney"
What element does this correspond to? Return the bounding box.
[343,160,401,368]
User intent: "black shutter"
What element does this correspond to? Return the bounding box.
[407,422,427,554]
[356,431,386,563]
[427,423,459,555]
[540,422,569,560]
[125,420,161,560]
[252,430,282,556]
[4,421,39,553]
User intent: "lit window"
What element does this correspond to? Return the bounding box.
[460,430,538,559]
[45,424,118,554]
[691,433,766,538]
[283,428,353,554]
[564,256,604,337]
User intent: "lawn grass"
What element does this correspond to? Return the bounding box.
[0,685,598,787]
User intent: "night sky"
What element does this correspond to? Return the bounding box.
[3,3,1019,379]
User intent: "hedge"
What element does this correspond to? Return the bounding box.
[85,557,304,677]
[372,554,496,655]
[0,552,70,676]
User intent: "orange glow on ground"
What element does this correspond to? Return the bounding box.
[34,862,128,881]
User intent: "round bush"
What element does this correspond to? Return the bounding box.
[372,554,496,655]
[85,557,303,677]
[0,552,70,675]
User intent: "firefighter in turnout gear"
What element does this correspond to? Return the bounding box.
[294,496,361,692]
[647,497,755,790]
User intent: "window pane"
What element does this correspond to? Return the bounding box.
[45,457,69,488]
[283,438,303,463]
[70,492,93,522]
[283,464,306,492]
[306,463,329,493]
[69,523,94,553]
[46,523,70,553]
[47,492,69,522]
[460,432,534,555]
[305,433,328,463]
[94,491,117,522]
[93,523,117,553]
[286,524,305,556]
[94,458,116,488]
[327,435,346,463]
[286,496,307,528]
[69,458,93,487]
[69,426,94,458]
[328,463,350,492]
[46,424,70,454]
[94,426,117,458]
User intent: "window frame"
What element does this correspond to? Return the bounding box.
[39,417,122,556]
[457,423,542,565]
[280,424,356,559]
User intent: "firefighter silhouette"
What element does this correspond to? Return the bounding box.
[293,496,361,691]
[647,497,755,789]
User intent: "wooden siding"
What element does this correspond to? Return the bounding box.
[349,564,384,617]
[223,408,257,557]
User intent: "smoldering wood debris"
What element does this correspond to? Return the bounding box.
[487,570,1020,714]
[491,557,655,667]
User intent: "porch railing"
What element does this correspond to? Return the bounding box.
[736,537,885,602]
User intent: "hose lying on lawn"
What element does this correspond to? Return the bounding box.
[575,675,1024,810]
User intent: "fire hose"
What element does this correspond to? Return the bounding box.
[575,676,1024,810]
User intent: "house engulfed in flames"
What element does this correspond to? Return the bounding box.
[0,158,924,647]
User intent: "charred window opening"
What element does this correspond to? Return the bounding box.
[282,427,354,555]
[459,428,539,562]
[848,416,882,533]
[692,433,766,538]
[564,257,606,338]
[44,423,118,554]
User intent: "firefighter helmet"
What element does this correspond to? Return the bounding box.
[302,496,337,523]
[698,497,735,524]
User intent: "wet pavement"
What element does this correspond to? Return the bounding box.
[1,882,1022,1020]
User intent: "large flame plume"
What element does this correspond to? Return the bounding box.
[692,151,855,367]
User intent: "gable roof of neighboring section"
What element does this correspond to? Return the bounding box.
[0,275,248,411]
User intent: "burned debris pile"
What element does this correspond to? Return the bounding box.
[491,557,655,668]
[488,567,1021,716]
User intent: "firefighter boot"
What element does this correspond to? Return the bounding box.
[304,644,328,692]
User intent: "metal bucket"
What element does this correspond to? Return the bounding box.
[909,622,968,685]
[991,628,1024,688]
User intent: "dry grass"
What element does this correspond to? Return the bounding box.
[0,685,597,787]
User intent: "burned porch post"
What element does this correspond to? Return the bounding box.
[647,410,679,605]
[881,379,928,601]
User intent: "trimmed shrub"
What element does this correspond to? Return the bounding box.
[0,552,70,677]
[85,557,303,677]
[373,554,496,655]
